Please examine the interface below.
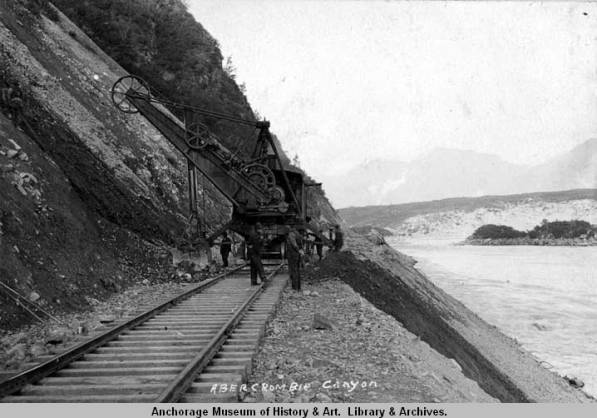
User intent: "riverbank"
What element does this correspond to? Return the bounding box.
[261,234,590,402]
[388,241,597,398]
[462,237,597,246]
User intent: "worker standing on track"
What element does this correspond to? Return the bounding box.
[333,224,344,252]
[219,231,232,268]
[1,84,24,128]
[314,229,324,261]
[246,223,265,285]
[286,226,304,291]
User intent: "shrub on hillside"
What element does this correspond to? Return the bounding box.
[529,220,595,239]
[470,224,526,239]
[471,220,596,241]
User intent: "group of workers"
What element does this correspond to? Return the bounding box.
[217,223,344,292]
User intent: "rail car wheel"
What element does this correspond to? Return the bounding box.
[185,122,210,150]
[111,75,150,114]
[244,163,275,191]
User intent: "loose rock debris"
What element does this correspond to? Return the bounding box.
[247,272,496,403]
[0,280,192,375]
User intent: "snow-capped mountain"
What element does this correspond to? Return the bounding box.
[328,138,597,208]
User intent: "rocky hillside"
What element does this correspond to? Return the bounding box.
[1,1,193,242]
[50,0,256,152]
[0,1,337,328]
[340,189,597,243]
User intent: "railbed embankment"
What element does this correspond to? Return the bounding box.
[249,234,592,403]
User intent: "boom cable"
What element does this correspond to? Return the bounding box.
[128,91,262,127]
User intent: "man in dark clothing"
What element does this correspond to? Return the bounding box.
[333,224,344,252]
[314,229,324,261]
[1,86,24,127]
[246,224,265,285]
[286,226,304,291]
[219,232,232,267]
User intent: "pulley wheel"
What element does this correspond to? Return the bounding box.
[244,163,275,191]
[247,171,268,190]
[185,122,210,150]
[111,75,150,114]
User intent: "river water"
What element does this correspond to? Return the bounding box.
[388,239,597,398]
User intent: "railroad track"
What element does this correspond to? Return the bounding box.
[0,262,287,402]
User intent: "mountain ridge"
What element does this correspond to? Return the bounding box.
[327,138,596,208]
[340,188,597,227]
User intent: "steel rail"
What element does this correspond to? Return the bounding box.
[0,264,246,398]
[0,281,62,323]
[156,262,285,403]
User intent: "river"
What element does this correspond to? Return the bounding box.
[388,238,597,398]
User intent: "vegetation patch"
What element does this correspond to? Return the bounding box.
[51,0,255,151]
[466,220,597,245]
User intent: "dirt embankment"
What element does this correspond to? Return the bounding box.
[246,233,593,403]
[301,235,591,402]
[249,273,495,403]
[0,111,176,329]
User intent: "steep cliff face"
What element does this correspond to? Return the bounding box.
[0,2,195,327]
[51,0,257,153]
[0,2,337,328]
[0,2,193,242]
[0,108,172,328]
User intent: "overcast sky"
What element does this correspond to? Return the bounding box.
[188,1,597,180]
